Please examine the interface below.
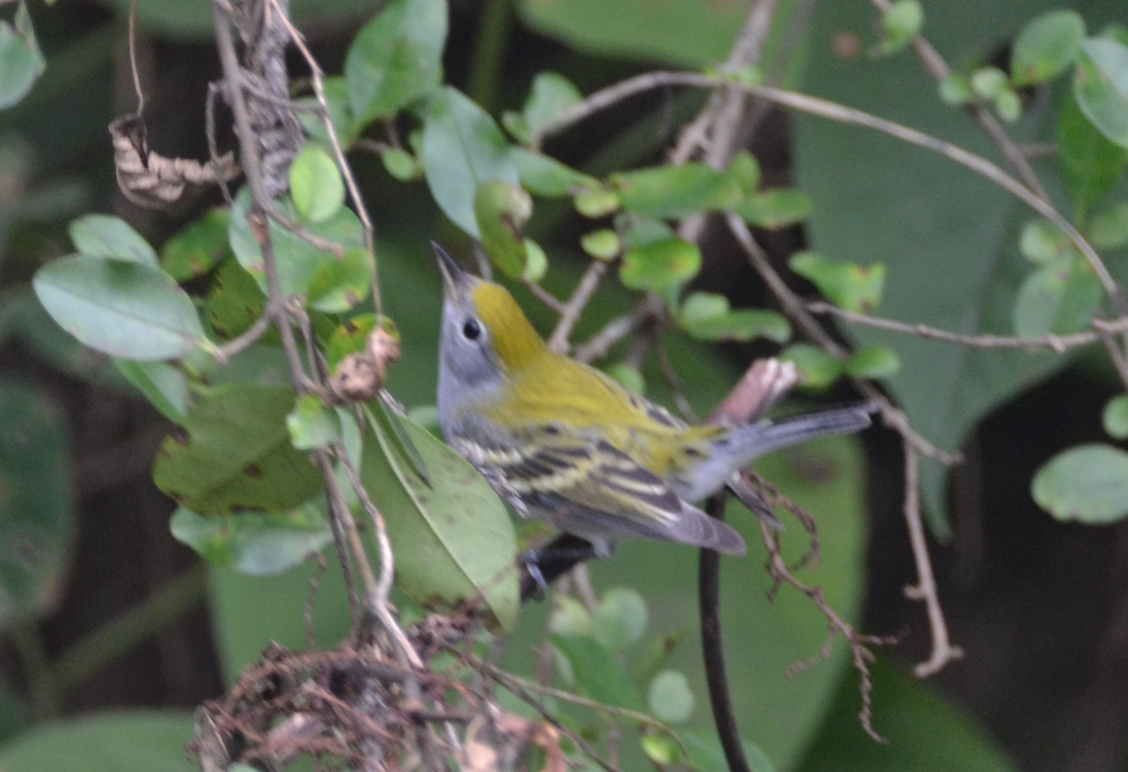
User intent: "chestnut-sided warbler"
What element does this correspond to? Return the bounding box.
[435,244,874,558]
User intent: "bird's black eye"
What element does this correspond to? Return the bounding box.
[462,318,481,340]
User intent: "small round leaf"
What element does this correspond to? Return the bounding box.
[1032,444,1128,523]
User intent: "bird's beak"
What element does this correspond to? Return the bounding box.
[433,242,471,298]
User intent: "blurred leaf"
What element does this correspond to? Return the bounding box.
[381,147,418,180]
[344,0,446,124]
[844,344,901,378]
[797,659,1017,772]
[592,586,648,651]
[1087,200,1128,248]
[1074,38,1128,148]
[580,228,621,260]
[518,0,749,68]
[0,3,45,109]
[0,712,195,772]
[512,147,598,197]
[1102,394,1128,439]
[161,209,232,281]
[971,66,1009,99]
[290,145,345,223]
[548,595,594,636]
[734,188,812,229]
[682,730,775,772]
[875,0,924,56]
[421,86,518,238]
[362,403,518,631]
[648,670,694,725]
[474,180,532,277]
[33,255,206,361]
[939,72,975,105]
[287,394,339,450]
[780,343,843,389]
[0,381,72,627]
[1012,256,1102,337]
[1032,443,1128,523]
[551,634,644,710]
[229,187,365,299]
[306,246,373,313]
[113,359,189,423]
[728,150,761,195]
[605,362,645,394]
[1057,89,1126,221]
[204,258,267,341]
[789,251,885,313]
[619,238,701,295]
[573,186,621,217]
[611,163,740,218]
[153,384,322,515]
[680,292,790,343]
[1011,9,1085,85]
[170,505,332,576]
[523,71,582,132]
[297,76,357,146]
[1018,219,1072,264]
[69,214,157,264]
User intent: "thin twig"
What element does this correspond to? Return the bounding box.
[573,307,648,364]
[808,301,1128,353]
[520,277,567,315]
[900,442,964,676]
[212,305,278,363]
[547,259,610,353]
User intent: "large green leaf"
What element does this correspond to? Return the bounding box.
[0,711,195,772]
[797,659,1018,771]
[420,86,519,238]
[361,403,519,631]
[153,384,322,515]
[0,3,45,109]
[33,254,206,362]
[0,381,73,628]
[794,0,1107,535]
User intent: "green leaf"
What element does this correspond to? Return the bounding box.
[474,180,533,278]
[611,163,741,218]
[648,670,694,725]
[33,254,206,361]
[1074,38,1128,148]
[381,147,418,180]
[326,313,380,370]
[728,151,761,195]
[290,145,345,224]
[297,76,358,146]
[844,344,901,378]
[170,505,333,576]
[548,595,593,637]
[551,634,644,710]
[680,292,790,343]
[592,586,648,651]
[153,384,323,515]
[994,89,1022,123]
[1087,201,1128,249]
[619,238,701,295]
[421,86,519,238]
[0,712,196,772]
[511,147,598,197]
[0,381,73,626]
[161,209,232,281]
[580,228,621,260]
[1102,394,1128,439]
[878,0,924,55]
[683,730,775,772]
[604,362,645,394]
[362,403,518,631]
[789,251,885,313]
[971,66,1008,99]
[1018,219,1072,264]
[69,214,157,265]
[0,2,45,109]
[287,394,340,450]
[780,343,843,390]
[1012,256,1102,337]
[523,71,582,133]
[573,186,621,218]
[229,187,365,299]
[797,659,1017,772]
[1057,89,1126,221]
[204,258,267,341]
[734,188,813,229]
[1032,444,1128,523]
[113,359,189,423]
[345,0,447,123]
[306,246,373,313]
[1011,10,1085,86]
[939,72,974,106]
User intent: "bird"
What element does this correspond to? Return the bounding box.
[434,243,875,559]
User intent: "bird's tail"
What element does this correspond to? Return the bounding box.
[731,402,877,463]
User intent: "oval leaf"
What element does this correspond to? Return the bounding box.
[69,214,157,264]
[170,505,333,576]
[153,384,323,515]
[1012,256,1102,337]
[1074,38,1128,149]
[648,670,695,725]
[611,163,740,219]
[619,238,702,295]
[1011,10,1085,86]
[33,254,206,361]
[290,145,345,223]
[1032,444,1128,523]
[421,87,518,238]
